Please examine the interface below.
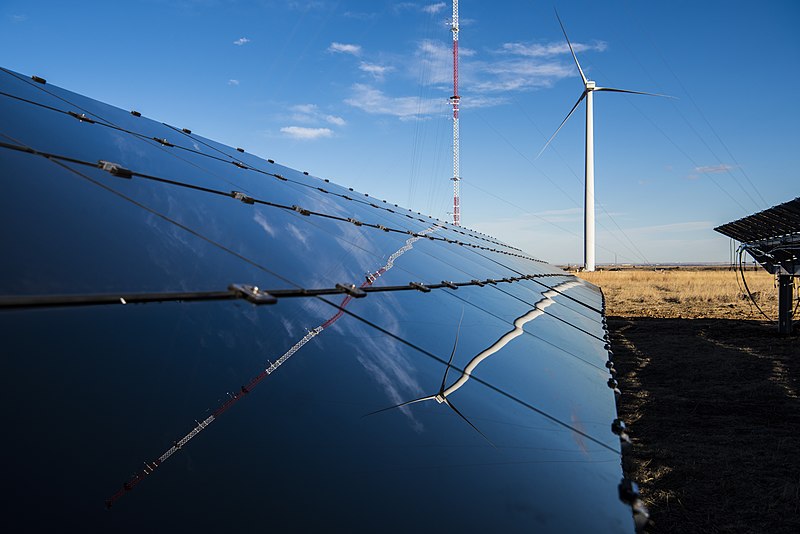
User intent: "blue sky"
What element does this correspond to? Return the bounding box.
[2,0,797,264]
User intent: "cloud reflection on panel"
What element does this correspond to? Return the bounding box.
[367,279,583,445]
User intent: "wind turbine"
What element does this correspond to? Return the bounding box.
[539,11,670,272]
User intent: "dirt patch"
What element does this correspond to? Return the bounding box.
[577,270,799,532]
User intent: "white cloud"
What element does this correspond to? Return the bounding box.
[344,84,445,119]
[325,115,346,126]
[253,211,276,237]
[288,104,346,127]
[422,2,446,14]
[501,40,607,58]
[630,221,714,234]
[233,37,251,46]
[695,164,735,174]
[291,103,318,115]
[328,42,361,55]
[280,126,334,140]
[11,14,27,23]
[228,79,240,85]
[359,61,393,81]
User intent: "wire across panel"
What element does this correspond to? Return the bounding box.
[0,68,632,532]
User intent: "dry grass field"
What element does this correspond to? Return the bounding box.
[576,268,799,533]
[578,268,780,320]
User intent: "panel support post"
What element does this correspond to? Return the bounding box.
[778,274,794,335]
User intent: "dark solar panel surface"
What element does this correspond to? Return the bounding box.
[715,197,800,243]
[0,67,633,532]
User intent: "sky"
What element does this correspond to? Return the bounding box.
[1,0,798,265]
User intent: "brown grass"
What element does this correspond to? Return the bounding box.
[577,268,778,320]
[575,268,799,533]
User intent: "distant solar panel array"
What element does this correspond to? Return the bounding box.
[715,196,800,275]
[0,67,643,532]
[715,197,799,334]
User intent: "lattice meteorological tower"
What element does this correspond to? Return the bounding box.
[450,1,461,226]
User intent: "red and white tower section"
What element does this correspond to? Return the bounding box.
[450,0,461,227]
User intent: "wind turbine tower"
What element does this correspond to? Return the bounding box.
[540,11,669,271]
[450,0,461,226]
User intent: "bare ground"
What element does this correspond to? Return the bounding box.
[577,269,799,533]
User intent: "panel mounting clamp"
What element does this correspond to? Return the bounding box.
[335,283,367,298]
[231,191,255,204]
[67,111,96,124]
[228,284,277,305]
[409,282,431,293]
[98,160,133,179]
[292,205,311,216]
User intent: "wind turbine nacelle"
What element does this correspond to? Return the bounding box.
[586,81,596,90]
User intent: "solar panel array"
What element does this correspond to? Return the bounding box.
[0,67,640,531]
[715,197,800,276]
[715,197,800,244]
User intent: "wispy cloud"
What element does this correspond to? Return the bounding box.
[328,42,361,55]
[325,115,346,126]
[233,37,250,46]
[501,40,607,58]
[359,61,393,81]
[412,39,573,93]
[422,2,446,14]
[631,221,714,234]
[228,79,240,86]
[10,14,27,23]
[695,164,735,174]
[344,84,445,119]
[280,126,333,140]
[343,11,378,20]
[289,103,346,127]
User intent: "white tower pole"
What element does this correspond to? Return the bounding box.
[584,83,596,272]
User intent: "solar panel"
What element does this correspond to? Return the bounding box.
[715,197,799,277]
[714,197,800,244]
[0,67,641,531]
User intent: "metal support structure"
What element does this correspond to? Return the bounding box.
[450,0,461,227]
[778,275,794,335]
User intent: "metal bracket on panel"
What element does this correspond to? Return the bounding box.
[347,218,363,226]
[409,282,431,293]
[67,111,96,124]
[229,284,278,305]
[292,205,310,216]
[335,283,366,298]
[130,110,142,117]
[274,173,287,181]
[231,191,255,205]
[611,419,627,435]
[441,280,458,289]
[98,160,133,179]
[236,147,245,153]
[377,225,390,232]
[153,137,174,147]
[471,279,485,287]
[31,75,47,84]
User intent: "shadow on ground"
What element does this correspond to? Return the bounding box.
[608,317,799,534]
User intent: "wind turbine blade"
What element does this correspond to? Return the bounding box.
[364,395,437,417]
[555,9,587,85]
[444,399,495,447]
[537,91,586,159]
[440,308,465,392]
[595,87,675,99]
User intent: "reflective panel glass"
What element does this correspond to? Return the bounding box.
[0,69,633,532]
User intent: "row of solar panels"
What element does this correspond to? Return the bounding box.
[0,67,641,532]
